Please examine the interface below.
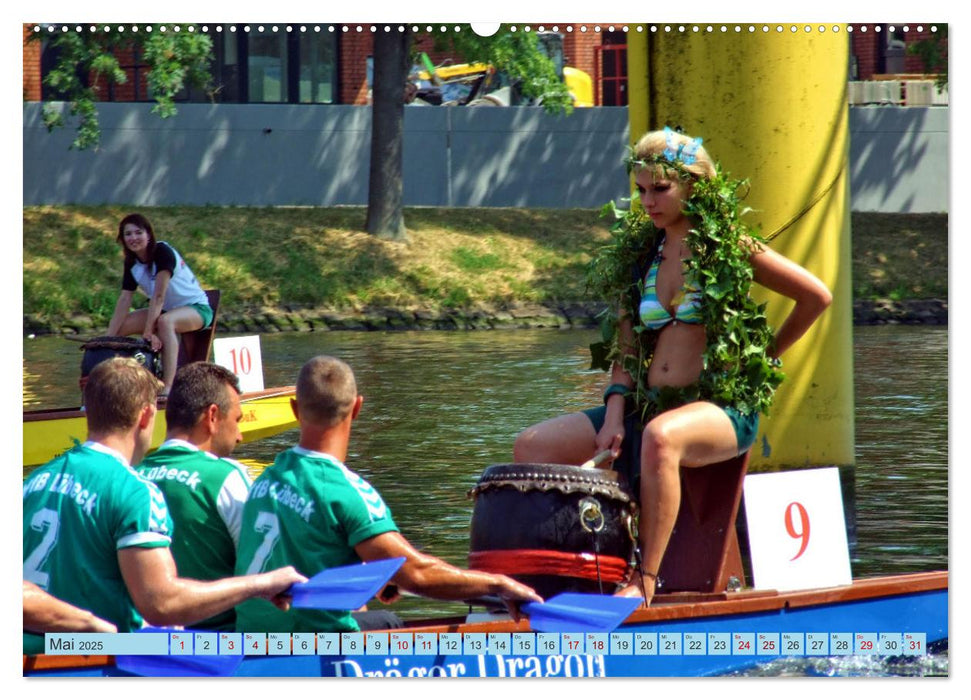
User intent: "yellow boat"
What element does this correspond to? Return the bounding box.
[23,386,297,470]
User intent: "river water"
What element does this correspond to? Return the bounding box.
[22,325,948,675]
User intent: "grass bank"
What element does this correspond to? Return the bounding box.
[22,206,947,332]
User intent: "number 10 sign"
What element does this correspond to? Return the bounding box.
[742,467,852,592]
[213,335,265,393]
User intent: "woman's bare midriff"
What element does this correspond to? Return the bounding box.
[647,322,707,388]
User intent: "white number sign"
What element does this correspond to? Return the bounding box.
[213,335,265,392]
[742,467,852,591]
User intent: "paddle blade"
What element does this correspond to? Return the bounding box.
[523,593,641,633]
[289,557,406,610]
[115,628,243,677]
[116,651,244,677]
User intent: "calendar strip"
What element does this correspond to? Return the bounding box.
[43,631,928,657]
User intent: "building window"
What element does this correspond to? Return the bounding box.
[37,26,339,105]
[299,32,337,103]
[596,44,628,106]
[248,33,289,102]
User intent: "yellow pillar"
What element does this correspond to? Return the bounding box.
[627,26,854,468]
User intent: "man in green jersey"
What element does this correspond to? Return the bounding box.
[235,355,541,633]
[23,357,305,655]
[137,362,250,631]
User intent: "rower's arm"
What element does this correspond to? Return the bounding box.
[355,532,541,605]
[118,546,305,627]
[22,581,117,634]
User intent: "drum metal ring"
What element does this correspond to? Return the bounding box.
[578,497,605,533]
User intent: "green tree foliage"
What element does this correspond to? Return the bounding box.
[440,28,573,113]
[907,26,948,91]
[26,24,213,150]
[366,26,572,239]
[28,24,572,241]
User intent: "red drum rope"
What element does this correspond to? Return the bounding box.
[469,549,630,583]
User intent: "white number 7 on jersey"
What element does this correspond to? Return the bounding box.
[244,511,281,575]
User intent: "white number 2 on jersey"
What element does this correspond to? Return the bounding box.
[24,508,60,588]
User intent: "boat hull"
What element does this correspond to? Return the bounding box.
[22,387,297,470]
[23,571,947,678]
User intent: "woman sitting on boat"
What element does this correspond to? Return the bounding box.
[105,213,212,396]
[513,128,832,605]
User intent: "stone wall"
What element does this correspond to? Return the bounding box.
[26,299,946,338]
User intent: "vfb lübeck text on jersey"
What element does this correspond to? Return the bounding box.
[23,472,98,515]
[250,479,315,522]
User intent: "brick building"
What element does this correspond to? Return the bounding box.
[23,23,624,106]
[23,23,946,106]
[849,25,945,79]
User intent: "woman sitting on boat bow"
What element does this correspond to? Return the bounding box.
[513,128,832,605]
[105,213,213,396]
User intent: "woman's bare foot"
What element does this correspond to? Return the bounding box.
[615,570,656,606]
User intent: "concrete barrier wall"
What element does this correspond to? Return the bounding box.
[848,106,949,213]
[23,103,947,213]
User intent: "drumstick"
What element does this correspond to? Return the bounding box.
[580,449,615,469]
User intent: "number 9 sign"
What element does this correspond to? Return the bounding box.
[743,467,852,591]
[784,502,811,560]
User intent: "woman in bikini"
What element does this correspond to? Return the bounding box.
[105,213,213,396]
[513,128,832,605]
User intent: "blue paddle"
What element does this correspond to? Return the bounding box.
[115,558,406,676]
[116,635,244,677]
[288,557,406,610]
[522,593,642,633]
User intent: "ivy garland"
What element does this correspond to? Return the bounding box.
[587,155,785,424]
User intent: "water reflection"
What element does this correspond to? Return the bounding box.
[22,326,948,622]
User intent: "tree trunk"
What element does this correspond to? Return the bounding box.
[365,32,410,241]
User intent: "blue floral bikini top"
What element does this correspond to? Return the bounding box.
[638,238,704,329]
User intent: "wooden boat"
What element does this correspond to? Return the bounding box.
[23,386,298,470]
[23,289,299,469]
[21,570,948,677]
[21,454,948,677]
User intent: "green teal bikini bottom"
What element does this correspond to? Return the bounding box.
[187,302,214,329]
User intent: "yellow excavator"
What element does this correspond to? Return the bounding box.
[411,33,594,107]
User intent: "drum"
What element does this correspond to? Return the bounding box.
[79,336,163,391]
[468,463,637,599]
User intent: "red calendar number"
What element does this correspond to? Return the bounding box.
[784,501,811,560]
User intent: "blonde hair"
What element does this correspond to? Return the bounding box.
[295,356,358,428]
[632,129,716,181]
[84,357,161,433]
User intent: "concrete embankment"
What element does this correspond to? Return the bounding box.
[29,299,947,337]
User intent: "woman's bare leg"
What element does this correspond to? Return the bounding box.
[155,307,204,393]
[112,309,150,337]
[513,412,599,465]
[616,401,741,604]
